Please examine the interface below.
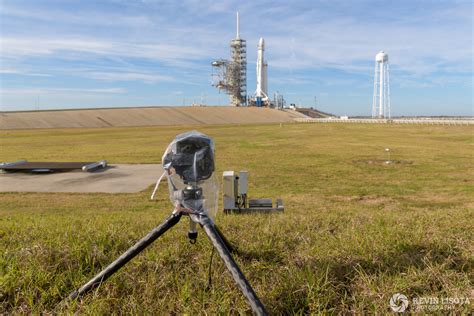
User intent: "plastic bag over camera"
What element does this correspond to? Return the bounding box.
[161,130,219,220]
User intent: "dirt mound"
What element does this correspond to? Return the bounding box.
[0,106,305,129]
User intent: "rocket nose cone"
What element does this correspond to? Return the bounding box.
[259,38,265,47]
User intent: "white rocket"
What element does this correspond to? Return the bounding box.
[255,38,268,103]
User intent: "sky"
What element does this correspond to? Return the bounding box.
[0,0,472,116]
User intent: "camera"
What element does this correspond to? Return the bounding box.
[163,132,215,184]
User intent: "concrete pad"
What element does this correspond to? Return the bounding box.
[0,164,162,193]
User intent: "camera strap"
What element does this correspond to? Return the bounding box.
[150,169,166,200]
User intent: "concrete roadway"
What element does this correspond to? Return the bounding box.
[0,164,161,193]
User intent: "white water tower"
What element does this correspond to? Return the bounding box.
[372,51,390,118]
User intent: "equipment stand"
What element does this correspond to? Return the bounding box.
[69,212,182,300]
[193,214,266,315]
[68,211,267,316]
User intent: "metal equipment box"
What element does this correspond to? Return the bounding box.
[239,171,248,195]
[223,171,238,210]
[222,170,284,214]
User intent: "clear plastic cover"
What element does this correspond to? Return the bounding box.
[162,131,219,220]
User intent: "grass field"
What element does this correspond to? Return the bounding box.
[1,123,473,314]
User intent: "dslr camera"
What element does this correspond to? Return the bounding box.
[163,132,215,184]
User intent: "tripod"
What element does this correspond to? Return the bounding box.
[68,185,267,315]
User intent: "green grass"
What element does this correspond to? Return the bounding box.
[1,123,473,314]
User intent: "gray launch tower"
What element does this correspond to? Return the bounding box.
[212,12,247,106]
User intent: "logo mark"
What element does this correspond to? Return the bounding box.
[390,293,409,312]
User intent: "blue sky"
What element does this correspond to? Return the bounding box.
[0,0,472,115]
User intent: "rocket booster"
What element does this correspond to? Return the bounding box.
[255,38,268,100]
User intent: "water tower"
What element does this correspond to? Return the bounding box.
[372,51,390,118]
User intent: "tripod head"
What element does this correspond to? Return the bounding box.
[162,131,219,221]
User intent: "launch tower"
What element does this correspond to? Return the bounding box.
[212,12,247,106]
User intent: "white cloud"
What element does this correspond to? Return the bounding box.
[264,17,472,77]
[1,4,155,28]
[0,87,126,94]
[85,71,174,83]
[0,68,21,74]
[0,67,52,77]
[1,37,216,66]
[1,1,471,81]
[1,38,112,57]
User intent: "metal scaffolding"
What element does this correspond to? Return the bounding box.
[211,12,247,106]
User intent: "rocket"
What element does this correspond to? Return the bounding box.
[255,38,268,103]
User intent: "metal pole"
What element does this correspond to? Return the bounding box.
[236,11,240,39]
[387,63,391,119]
[379,61,384,118]
[69,212,182,300]
[198,215,267,316]
[372,61,378,118]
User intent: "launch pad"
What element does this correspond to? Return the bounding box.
[211,12,284,109]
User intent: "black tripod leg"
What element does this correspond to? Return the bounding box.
[69,212,182,300]
[200,217,267,316]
